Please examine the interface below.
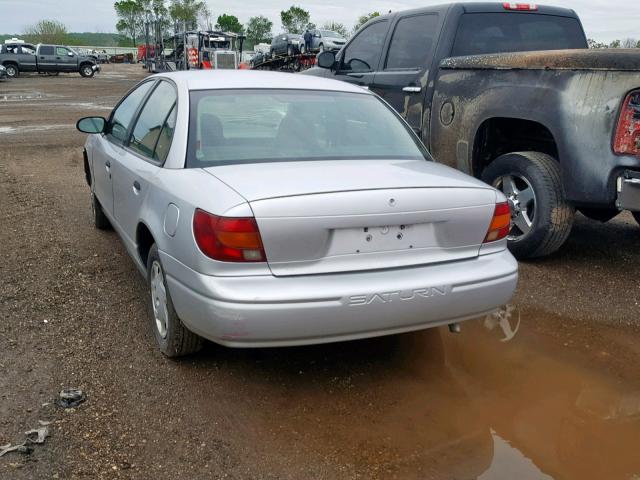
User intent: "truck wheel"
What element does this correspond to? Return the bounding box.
[4,63,18,77]
[80,64,95,77]
[147,244,203,358]
[91,192,112,230]
[481,151,574,259]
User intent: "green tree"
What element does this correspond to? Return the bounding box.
[322,21,349,38]
[587,38,608,49]
[637,40,640,49]
[281,5,310,34]
[114,0,144,46]
[216,14,244,33]
[609,39,621,48]
[246,15,273,44]
[169,0,208,30]
[23,19,68,44]
[353,12,380,34]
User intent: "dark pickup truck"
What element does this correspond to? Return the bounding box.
[0,43,100,78]
[305,3,640,258]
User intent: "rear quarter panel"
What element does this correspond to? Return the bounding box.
[430,66,640,206]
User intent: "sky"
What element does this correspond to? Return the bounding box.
[1,0,639,42]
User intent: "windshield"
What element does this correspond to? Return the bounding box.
[187,89,430,167]
[451,13,587,56]
[321,30,341,37]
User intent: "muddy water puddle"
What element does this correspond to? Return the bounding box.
[190,307,640,479]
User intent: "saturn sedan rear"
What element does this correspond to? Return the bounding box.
[77,70,517,357]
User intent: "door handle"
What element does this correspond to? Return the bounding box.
[133,180,141,192]
[105,160,111,169]
[402,86,422,93]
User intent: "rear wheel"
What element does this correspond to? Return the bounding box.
[481,151,574,259]
[4,63,18,77]
[147,244,203,358]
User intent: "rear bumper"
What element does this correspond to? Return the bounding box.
[161,249,518,348]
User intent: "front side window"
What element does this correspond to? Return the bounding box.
[129,81,177,161]
[385,14,439,70]
[340,20,388,72]
[56,47,69,56]
[108,81,155,145]
[187,89,430,167]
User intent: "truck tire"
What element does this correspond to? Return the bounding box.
[80,64,95,77]
[147,244,203,358]
[481,151,574,259]
[91,192,111,230]
[4,63,18,77]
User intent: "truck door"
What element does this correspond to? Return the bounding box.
[37,45,56,71]
[18,44,37,72]
[370,13,441,142]
[330,19,389,88]
[55,46,76,72]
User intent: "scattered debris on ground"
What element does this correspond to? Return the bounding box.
[0,421,50,458]
[56,389,86,409]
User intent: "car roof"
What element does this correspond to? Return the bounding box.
[155,70,373,94]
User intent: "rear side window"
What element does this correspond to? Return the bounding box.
[129,81,177,162]
[108,81,154,145]
[385,14,439,70]
[451,13,587,57]
[39,45,54,55]
[341,20,388,72]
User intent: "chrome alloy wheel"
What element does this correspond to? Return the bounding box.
[493,174,537,240]
[150,260,169,339]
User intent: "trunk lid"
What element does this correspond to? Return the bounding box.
[204,160,497,276]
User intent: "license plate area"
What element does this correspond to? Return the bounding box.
[331,223,433,254]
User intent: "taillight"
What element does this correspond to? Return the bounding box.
[503,3,538,10]
[484,202,511,243]
[613,90,640,158]
[193,209,266,262]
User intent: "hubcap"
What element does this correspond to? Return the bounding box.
[83,67,92,76]
[150,261,169,339]
[7,66,16,76]
[493,174,536,240]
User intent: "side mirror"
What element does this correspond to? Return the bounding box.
[67,51,74,57]
[76,116,106,134]
[317,50,336,69]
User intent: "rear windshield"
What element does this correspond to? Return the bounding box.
[186,89,430,167]
[451,13,587,57]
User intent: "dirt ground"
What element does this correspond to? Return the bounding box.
[1,64,639,480]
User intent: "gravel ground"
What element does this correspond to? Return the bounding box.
[1,65,639,479]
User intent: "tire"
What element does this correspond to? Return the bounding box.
[481,151,574,259]
[4,63,18,77]
[632,211,640,226]
[91,192,112,230]
[147,244,203,358]
[80,64,95,77]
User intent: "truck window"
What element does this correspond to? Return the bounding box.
[56,47,68,56]
[451,13,587,57]
[39,45,55,56]
[340,20,388,72]
[385,14,439,70]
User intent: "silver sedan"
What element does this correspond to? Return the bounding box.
[76,71,518,357]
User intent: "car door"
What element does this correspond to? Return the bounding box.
[55,46,76,72]
[111,80,178,249]
[18,44,37,72]
[330,19,390,88]
[311,29,321,51]
[93,80,156,220]
[37,45,56,71]
[370,13,441,139]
